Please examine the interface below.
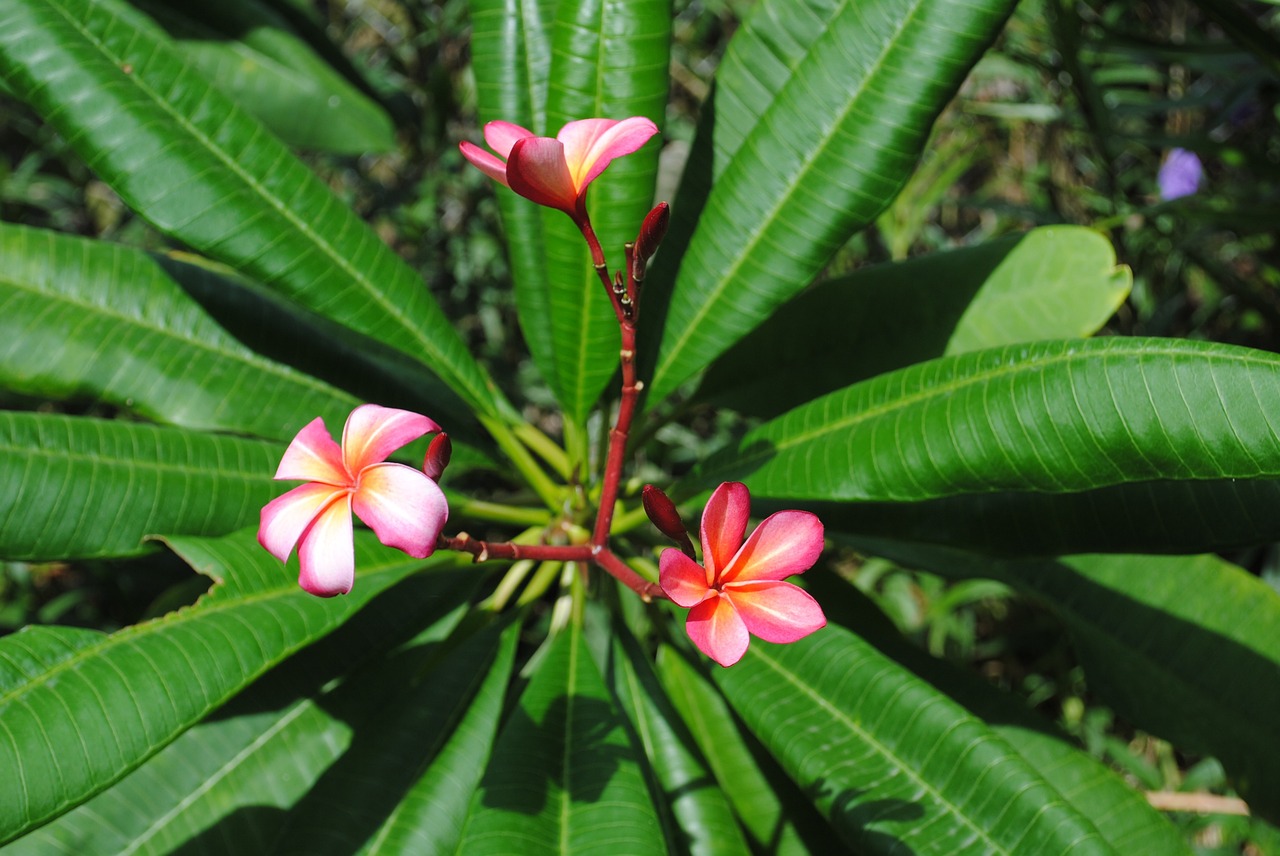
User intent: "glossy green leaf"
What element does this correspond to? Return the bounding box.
[0,223,361,441]
[698,227,1132,418]
[538,0,669,421]
[470,0,559,388]
[0,0,499,415]
[655,645,833,855]
[806,572,1189,854]
[645,0,1017,402]
[1001,553,1280,819]
[0,412,280,559]
[715,625,1112,854]
[5,570,478,855]
[121,0,395,153]
[459,621,665,854]
[0,527,474,844]
[269,618,520,855]
[685,338,1280,555]
[602,621,752,856]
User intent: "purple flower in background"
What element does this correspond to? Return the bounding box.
[1158,148,1203,201]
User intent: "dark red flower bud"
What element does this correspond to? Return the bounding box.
[643,484,686,541]
[424,433,452,480]
[632,202,669,281]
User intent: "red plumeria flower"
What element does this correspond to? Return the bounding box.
[660,482,826,667]
[459,117,658,222]
[258,405,448,597]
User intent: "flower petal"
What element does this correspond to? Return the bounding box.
[275,417,347,484]
[659,548,713,608]
[724,580,826,644]
[720,510,824,584]
[686,594,750,668]
[342,405,440,474]
[258,482,346,563]
[557,117,658,190]
[459,141,511,187]
[351,463,448,559]
[505,137,578,213]
[700,482,750,578]
[297,493,355,597]
[483,120,535,159]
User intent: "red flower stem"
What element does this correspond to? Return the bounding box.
[440,533,593,563]
[577,218,630,324]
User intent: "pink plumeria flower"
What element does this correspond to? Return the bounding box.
[459,117,658,222]
[660,482,826,667]
[258,405,448,597]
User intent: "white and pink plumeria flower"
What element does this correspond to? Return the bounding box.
[659,482,827,667]
[258,405,448,597]
[459,117,658,222]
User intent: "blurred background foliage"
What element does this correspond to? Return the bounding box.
[1,0,1277,851]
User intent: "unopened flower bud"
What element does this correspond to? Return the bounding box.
[632,202,669,282]
[643,484,686,541]
[424,433,452,480]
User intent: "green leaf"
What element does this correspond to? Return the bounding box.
[0,223,362,441]
[459,621,665,855]
[805,572,1190,854]
[698,227,1132,418]
[120,0,396,153]
[602,620,752,856]
[843,539,1280,822]
[538,0,669,421]
[684,338,1280,555]
[644,0,1018,402]
[5,567,478,855]
[267,618,520,855]
[0,412,280,559]
[0,527,474,845]
[470,0,559,388]
[655,645,833,855]
[0,0,499,415]
[715,625,1113,854]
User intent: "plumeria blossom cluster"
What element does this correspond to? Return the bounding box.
[258,114,827,667]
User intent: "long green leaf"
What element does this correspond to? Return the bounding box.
[697,227,1131,418]
[270,619,520,855]
[539,0,669,421]
[123,0,396,153]
[5,569,477,855]
[715,625,1113,854]
[805,572,1189,854]
[0,528,474,844]
[655,645,835,855]
[844,538,1280,821]
[0,0,499,415]
[602,620,752,856]
[0,412,280,560]
[470,0,559,391]
[684,338,1280,555]
[645,0,1017,402]
[0,223,361,442]
[459,621,665,855]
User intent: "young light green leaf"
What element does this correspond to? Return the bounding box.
[698,227,1131,418]
[0,0,499,415]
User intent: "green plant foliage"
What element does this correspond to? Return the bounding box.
[699,226,1132,418]
[1,0,1278,851]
